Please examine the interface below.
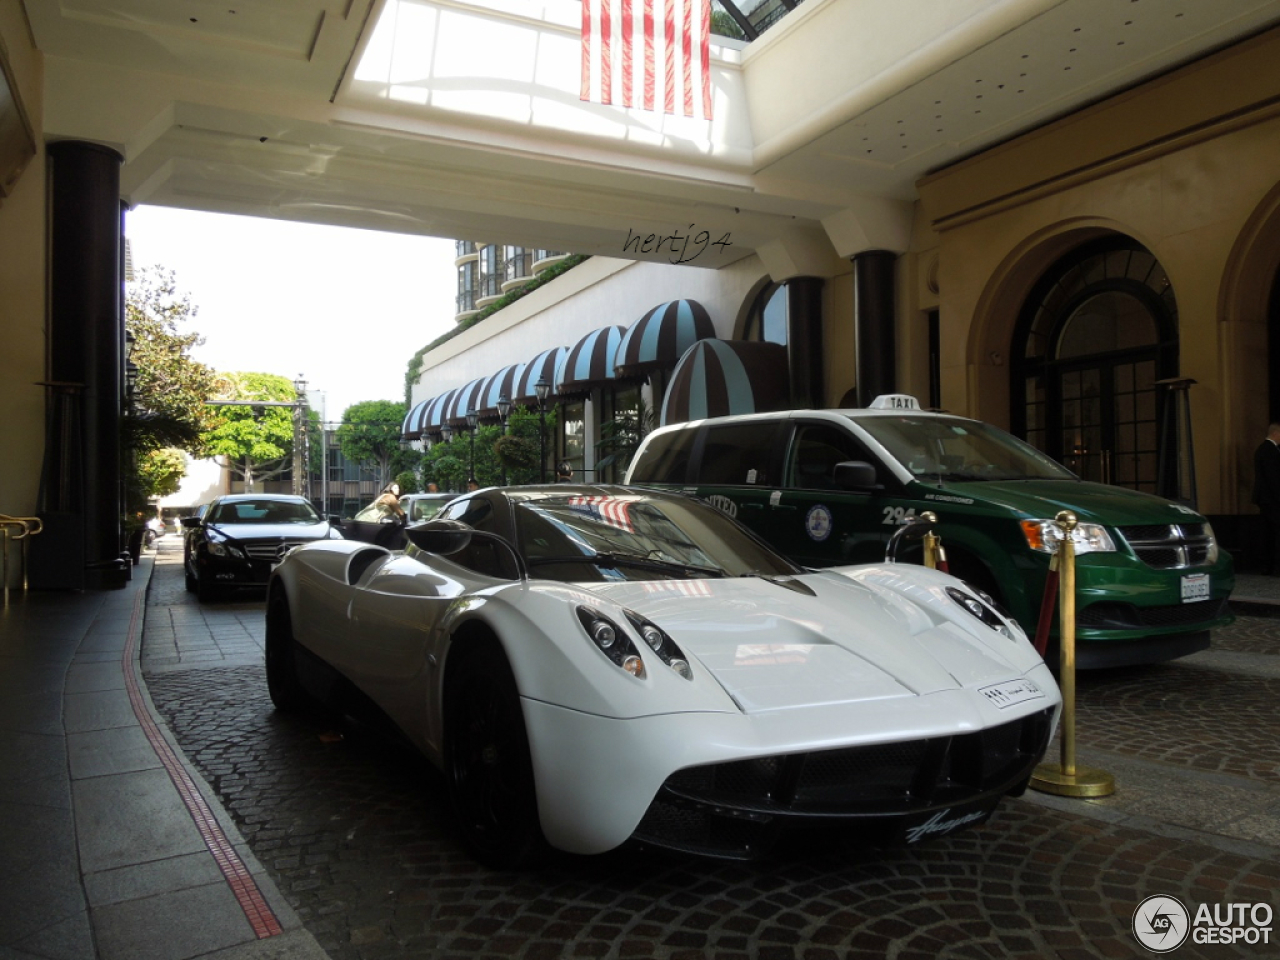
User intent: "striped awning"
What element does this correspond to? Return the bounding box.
[615,300,715,376]
[403,397,431,439]
[477,363,525,419]
[556,326,626,396]
[421,389,457,437]
[444,378,487,427]
[660,339,790,426]
[513,346,568,405]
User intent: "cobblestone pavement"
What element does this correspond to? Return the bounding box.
[141,541,1280,959]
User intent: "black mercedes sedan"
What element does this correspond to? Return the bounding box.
[181,494,341,601]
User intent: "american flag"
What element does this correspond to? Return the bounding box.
[580,0,713,120]
[568,495,636,533]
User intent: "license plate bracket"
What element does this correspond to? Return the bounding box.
[1180,573,1210,603]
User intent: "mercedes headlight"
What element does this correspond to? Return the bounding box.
[205,530,243,559]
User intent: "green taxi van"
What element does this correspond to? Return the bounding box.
[625,395,1234,667]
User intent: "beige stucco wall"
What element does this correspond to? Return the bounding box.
[912,28,1280,519]
[0,7,46,585]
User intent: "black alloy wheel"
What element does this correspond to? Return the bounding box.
[444,638,546,868]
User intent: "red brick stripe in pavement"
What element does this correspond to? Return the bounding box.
[122,580,284,939]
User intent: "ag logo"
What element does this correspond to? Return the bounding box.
[1133,895,1190,953]
[805,504,833,542]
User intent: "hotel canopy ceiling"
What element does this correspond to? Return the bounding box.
[24,0,1280,272]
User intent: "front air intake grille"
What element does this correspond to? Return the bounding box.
[657,708,1053,817]
[633,708,1054,858]
[1117,523,1215,570]
[242,539,308,561]
[1076,598,1229,629]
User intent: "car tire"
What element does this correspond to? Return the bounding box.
[443,638,546,869]
[265,587,317,713]
[184,565,197,592]
[195,574,219,603]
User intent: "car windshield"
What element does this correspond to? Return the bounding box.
[515,494,801,582]
[854,415,1077,483]
[405,498,447,523]
[208,500,321,524]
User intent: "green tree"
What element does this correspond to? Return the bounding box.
[123,268,216,511]
[336,400,409,488]
[137,448,188,499]
[202,372,299,492]
[419,406,557,491]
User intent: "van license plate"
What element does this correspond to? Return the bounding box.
[1180,573,1210,603]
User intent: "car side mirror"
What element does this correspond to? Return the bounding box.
[406,519,473,555]
[180,517,201,529]
[405,520,529,580]
[833,460,879,490]
[328,515,342,525]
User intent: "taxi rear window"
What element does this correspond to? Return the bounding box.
[700,422,772,485]
[629,428,697,484]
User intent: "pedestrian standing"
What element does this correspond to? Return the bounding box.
[1253,422,1280,574]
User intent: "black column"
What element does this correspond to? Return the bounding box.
[786,277,825,409]
[45,140,127,589]
[853,250,897,407]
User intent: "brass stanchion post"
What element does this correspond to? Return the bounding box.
[1030,510,1114,797]
[921,511,940,569]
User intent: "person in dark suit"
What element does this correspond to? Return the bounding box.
[1253,423,1280,574]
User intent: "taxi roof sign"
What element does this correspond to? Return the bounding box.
[869,394,921,410]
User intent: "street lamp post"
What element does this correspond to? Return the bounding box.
[535,377,550,483]
[440,424,454,490]
[497,394,512,486]
[466,407,479,486]
[292,374,309,500]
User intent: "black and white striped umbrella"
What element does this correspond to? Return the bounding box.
[402,397,431,439]
[444,378,487,427]
[615,300,715,376]
[556,326,626,396]
[477,363,525,419]
[420,389,457,437]
[660,339,790,426]
[513,347,568,405]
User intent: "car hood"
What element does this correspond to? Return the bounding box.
[207,521,334,540]
[586,571,1043,714]
[919,478,1207,525]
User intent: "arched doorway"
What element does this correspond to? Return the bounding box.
[1011,237,1179,492]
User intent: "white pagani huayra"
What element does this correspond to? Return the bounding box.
[266,484,1060,867]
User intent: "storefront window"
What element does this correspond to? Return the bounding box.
[561,399,586,480]
[598,383,641,483]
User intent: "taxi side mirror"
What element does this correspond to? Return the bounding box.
[833,461,879,490]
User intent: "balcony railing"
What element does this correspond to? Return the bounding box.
[504,250,533,284]
[478,273,502,300]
